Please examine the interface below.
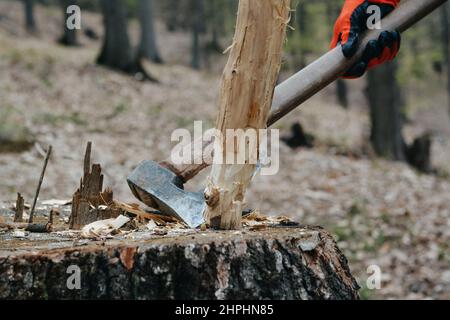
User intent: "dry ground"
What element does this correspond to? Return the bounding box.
[0,1,449,299]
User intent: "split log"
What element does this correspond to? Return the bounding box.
[204,0,291,229]
[0,227,359,299]
[69,142,120,229]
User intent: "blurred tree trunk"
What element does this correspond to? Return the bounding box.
[206,0,223,53]
[441,3,450,119]
[138,0,163,64]
[191,0,205,70]
[165,0,179,31]
[366,61,406,161]
[336,79,349,109]
[326,0,349,109]
[97,0,156,81]
[295,1,307,69]
[97,0,133,70]
[58,0,78,46]
[23,0,37,33]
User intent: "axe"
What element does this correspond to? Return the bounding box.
[128,0,447,228]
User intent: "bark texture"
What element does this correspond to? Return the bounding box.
[0,227,359,300]
[204,0,291,229]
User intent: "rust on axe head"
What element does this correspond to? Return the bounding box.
[127,160,205,228]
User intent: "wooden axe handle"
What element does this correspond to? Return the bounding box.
[161,0,447,182]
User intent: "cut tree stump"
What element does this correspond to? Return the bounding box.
[69,142,120,229]
[0,226,359,299]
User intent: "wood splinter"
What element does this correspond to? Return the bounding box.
[14,193,24,223]
[69,142,120,230]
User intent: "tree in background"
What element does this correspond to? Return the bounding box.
[156,0,236,70]
[58,0,78,46]
[190,0,205,70]
[97,0,156,81]
[204,0,224,53]
[441,2,450,119]
[336,79,349,109]
[367,61,406,161]
[97,0,133,71]
[138,0,163,64]
[163,0,180,32]
[294,1,307,69]
[325,0,349,109]
[23,0,37,33]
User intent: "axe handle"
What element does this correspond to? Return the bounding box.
[161,136,213,183]
[268,0,448,125]
[162,0,447,182]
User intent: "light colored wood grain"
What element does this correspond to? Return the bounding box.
[204,0,290,229]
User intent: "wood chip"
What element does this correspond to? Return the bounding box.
[81,215,130,239]
[114,201,178,224]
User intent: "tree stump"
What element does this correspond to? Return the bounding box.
[0,226,359,299]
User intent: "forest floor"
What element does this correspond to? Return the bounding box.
[0,1,450,299]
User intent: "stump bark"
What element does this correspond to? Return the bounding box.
[0,227,359,299]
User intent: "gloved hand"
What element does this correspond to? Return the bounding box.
[330,0,401,78]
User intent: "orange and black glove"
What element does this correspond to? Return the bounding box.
[331,0,401,78]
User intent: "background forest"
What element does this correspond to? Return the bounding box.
[0,0,449,299]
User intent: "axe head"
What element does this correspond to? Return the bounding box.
[127,160,205,228]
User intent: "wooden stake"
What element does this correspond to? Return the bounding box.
[29,145,52,223]
[14,193,24,223]
[204,0,290,229]
[84,141,92,176]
